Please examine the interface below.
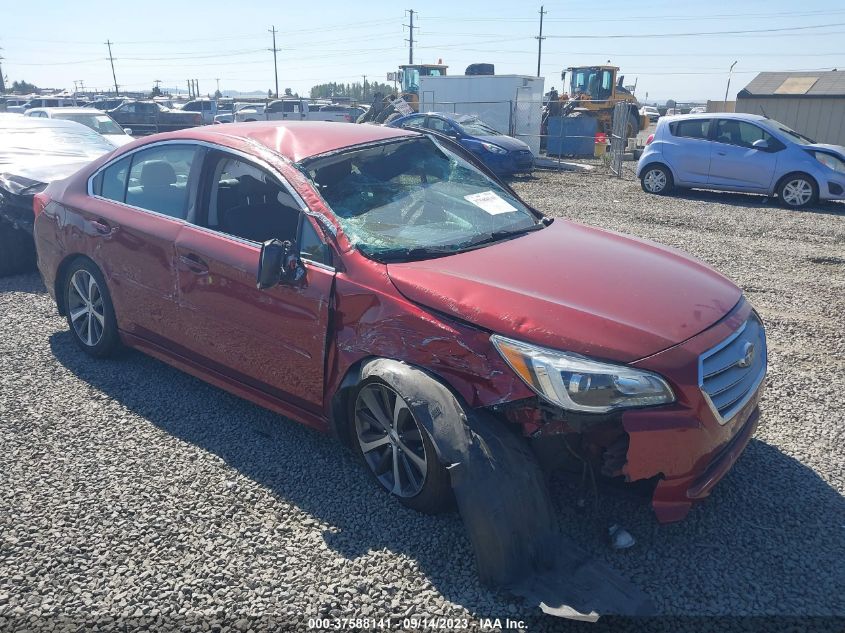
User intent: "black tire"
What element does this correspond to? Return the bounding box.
[62,258,121,358]
[0,219,37,277]
[351,377,452,514]
[776,172,818,209]
[640,163,674,195]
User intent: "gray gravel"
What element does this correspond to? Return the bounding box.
[1,171,844,632]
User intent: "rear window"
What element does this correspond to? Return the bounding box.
[669,119,711,140]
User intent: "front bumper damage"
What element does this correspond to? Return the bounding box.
[504,300,764,524]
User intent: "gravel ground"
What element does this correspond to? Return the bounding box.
[1,170,844,632]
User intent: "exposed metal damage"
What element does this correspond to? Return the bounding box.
[359,358,654,621]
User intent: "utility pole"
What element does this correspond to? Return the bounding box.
[724,60,738,104]
[195,79,200,97]
[404,10,417,65]
[268,26,280,98]
[0,48,5,94]
[536,6,547,78]
[215,77,220,96]
[105,40,119,95]
[187,80,192,98]
[361,75,367,100]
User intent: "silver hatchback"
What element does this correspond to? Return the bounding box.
[636,113,845,208]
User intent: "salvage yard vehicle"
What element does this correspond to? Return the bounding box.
[637,112,845,208]
[107,100,203,135]
[32,121,767,530]
[24,107,134,147]
[388,112,534,176]
[0,117,115,276]
[234,99,356,123]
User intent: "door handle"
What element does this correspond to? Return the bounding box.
[91,219,111,234]
[179,253,209,274]
[717,151,727,156]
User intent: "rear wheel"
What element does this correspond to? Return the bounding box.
[641,164,674,195]
[777,173,817,209]
[63,259,120,358]
[352,378,451,514]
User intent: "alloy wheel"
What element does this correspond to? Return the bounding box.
[354,383,428,498]
[644,168,667,193]
[67,269,105,347]
[782,178,813,207]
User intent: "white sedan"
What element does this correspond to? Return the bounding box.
[24,107,134,147]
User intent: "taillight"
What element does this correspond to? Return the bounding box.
[646,133,655,146]
[33,192,51,218]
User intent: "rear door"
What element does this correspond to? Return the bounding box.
[661,118,713,185]
[174,149,335,411]
[87,142,204,346]
[707,119,781,191]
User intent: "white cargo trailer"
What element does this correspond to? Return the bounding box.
[418,75,545,155]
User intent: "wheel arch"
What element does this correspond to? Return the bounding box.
[54,253,98,317]
[638,159,677,183]
[774,170,818,197]
[328,356,475,457]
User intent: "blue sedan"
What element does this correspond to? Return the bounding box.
[387,112,535,176]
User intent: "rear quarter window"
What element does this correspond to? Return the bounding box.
[669,119,711,139]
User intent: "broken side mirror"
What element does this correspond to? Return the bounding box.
[257,239,306,289]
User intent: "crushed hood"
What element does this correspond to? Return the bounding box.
[387,220,741,362]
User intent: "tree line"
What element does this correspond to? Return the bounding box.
[310,81,395,101]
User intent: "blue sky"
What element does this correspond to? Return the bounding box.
[2,0,844,102]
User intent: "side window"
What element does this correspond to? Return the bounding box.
[124,145,197,219]
[400,115,426,129]
[670,119,711,140]
[426,117,455,133]
[121,103,136,114]
[714,120,777,149]
[183,103,198,112]
[283,102,300,113]
[93,156,131,201]
[205,155,300,243]
[300,218,332,266]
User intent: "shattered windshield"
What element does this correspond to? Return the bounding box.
[303,137,541,261]
[457,118,500,136]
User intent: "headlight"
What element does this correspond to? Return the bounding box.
[813,151,845,173]
[491,335,675,413]
[481,142,508,154]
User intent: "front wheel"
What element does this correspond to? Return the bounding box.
[352,378,451,514]
[641,164,674,195]
[63,258,121,358]
[777,173,817,209]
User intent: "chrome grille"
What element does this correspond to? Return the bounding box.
[699,313,767,424]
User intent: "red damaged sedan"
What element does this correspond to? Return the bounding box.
[33,122,766,523]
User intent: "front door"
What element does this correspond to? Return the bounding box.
[708,119,780,191]
[174,151,335,411]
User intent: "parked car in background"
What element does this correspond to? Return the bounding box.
[181,99,233,125]
[233,99,355,123]
[21,97,80,110]
[32,121,766,528]
[388,112,534,176]
[87,98,128,111]
[2,97,31,113]
[108,100,202,135]
[689,106,707,114]
[637,112,845,208]
[0,117,115,276]
[319,104,365,122]
[214,102,265,124]
[24,107,134,147]
[640,105,660,122]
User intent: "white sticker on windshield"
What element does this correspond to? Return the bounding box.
[464,191,517,215]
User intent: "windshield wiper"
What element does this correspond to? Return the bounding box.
[460,218,551,250]
[373,245,462,262]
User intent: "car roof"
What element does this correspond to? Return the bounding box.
[159,121,417,163]
[662,112,767,122]
[0,116,98,131]
[27,107,107,115]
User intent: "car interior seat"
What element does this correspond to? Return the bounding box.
[125,160,187,218]
[219,174,299,243]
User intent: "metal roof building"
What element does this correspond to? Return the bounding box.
[736,70,845,146]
